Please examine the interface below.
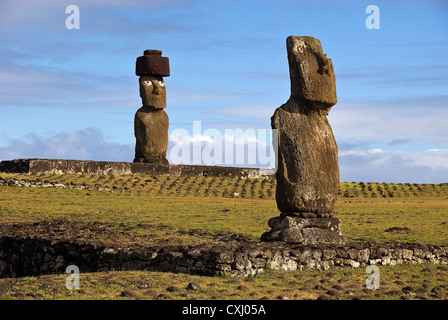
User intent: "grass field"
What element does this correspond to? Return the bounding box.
[0,172,447,300]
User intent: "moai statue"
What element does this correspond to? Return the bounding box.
[134,49,170,165]
[261,36,346,244]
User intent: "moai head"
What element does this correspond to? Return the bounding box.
[136,49,170,109]
[139,75,166,109]
[287,36,337,107]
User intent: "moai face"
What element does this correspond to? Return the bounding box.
[139,75,166,109]
[287,36,337,107]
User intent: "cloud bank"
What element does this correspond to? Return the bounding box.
[0,128,133,162]
[1,128,447,183]
[338,145,448,184]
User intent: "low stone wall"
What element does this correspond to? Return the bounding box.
[0,158,271,178]
[1,236,447,279]
[1,158,447,279]
[0,176,107,191]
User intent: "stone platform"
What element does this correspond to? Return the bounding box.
[0,158,273,178]
[1,232,447,278]
[261,216,347,245]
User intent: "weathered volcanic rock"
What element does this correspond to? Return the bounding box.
[135,50,170,77]
[133,49,170,164]
[286,36,337,106]
[139,75,167,110]
[261,36,344,244]
[134,106,169,164]
[260,216,346,244]
[272,103,339,213]
[273,35,339,214]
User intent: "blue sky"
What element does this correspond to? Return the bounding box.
[0,0,447,183]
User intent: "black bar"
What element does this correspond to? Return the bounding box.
[2,300,447,319]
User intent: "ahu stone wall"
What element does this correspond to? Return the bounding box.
[0,158,270,178]
[1,236,447,279]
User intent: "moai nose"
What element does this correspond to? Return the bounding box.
[153,82,162,94]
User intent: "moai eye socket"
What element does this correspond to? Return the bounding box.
[158,81,165,87]
[143,80,152,86]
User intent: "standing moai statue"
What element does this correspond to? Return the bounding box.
[261,36,346,244]
[134,49,170,165]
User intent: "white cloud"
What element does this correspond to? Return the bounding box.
[0,128,133,162]
[368,148,384,154]
[329,96,448,145]
[0,59,137,109]
[339,147,448,183]
[407,148,448,170]
[1,127,447,183]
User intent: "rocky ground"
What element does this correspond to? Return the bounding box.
[0,218,447,300]
[0,262,447,300]
[0,219,252,248]
[1,173,447,300]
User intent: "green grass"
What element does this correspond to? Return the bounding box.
[3,173,447,199]
[1,178,447,245]
[1,263,447,300]
[0,185,276,245]
[336,198,448,244]
[0,173,447,300]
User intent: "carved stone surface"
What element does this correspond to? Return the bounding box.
[139,75,167,110]
[261,36,344,244]
[0,158,269,177]
[134,107,169,164]
[274,36,339,214]
[133,50,170,164]
[135,49,170,77]
[286,36,337,106]
[272,104,339,213]
[260,216,346,245]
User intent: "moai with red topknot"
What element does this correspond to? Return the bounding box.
[134,50,170,164]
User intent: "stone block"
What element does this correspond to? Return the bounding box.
[260,216,346,245]
[135,50,170,77]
